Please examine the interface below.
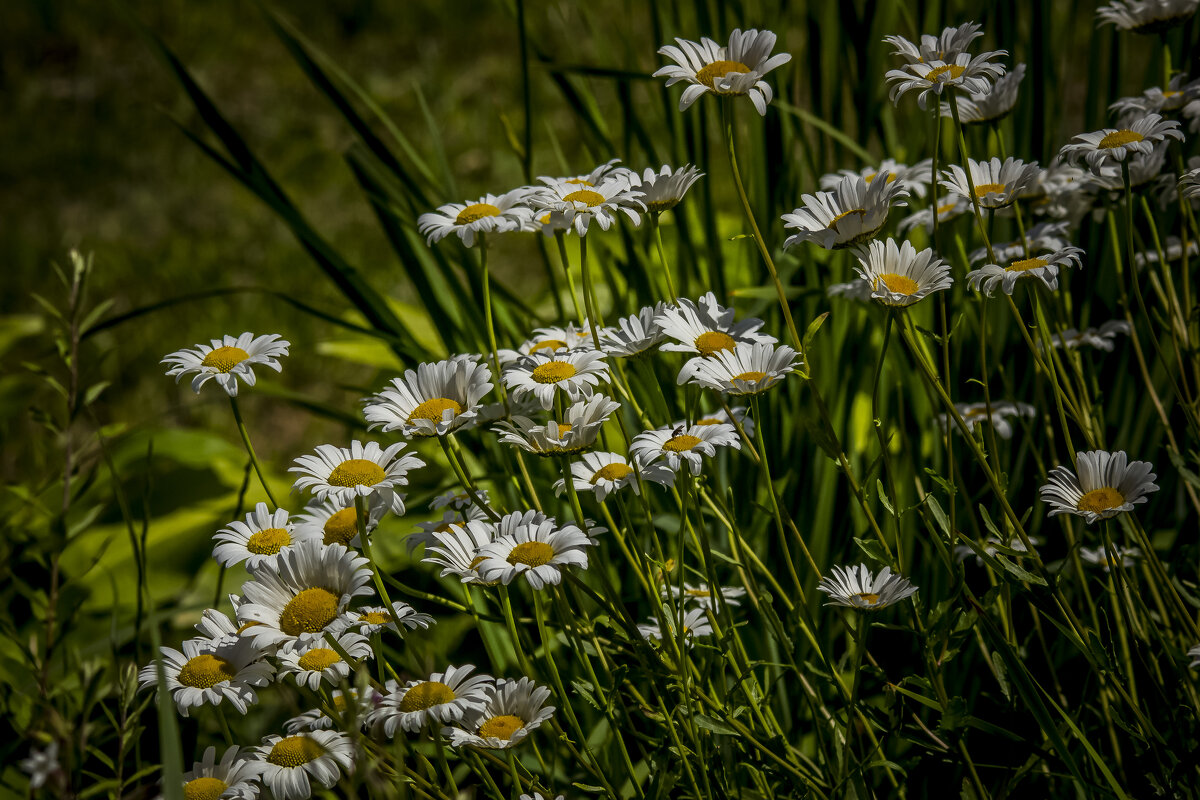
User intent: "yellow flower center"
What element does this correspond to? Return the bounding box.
[279,588,340,636]
[732,371,767,383]
[973,183,1007,198]
[327,459,386,487]
[184,777,229,800]
[200,346,249,373]
[297,648,341,672]
[591,462,633,483]
[479,714,526,740]
[694,330,736,356]
[322,508,359,547]
[695,417,721,425]
[936,202,958,215]
[531,361,577,384]
[530,338,568,354]
[663,434,702,452]
[408,397,464,424]
[925,63,965,82]
[877,273,919,295]
[177,654,237,689]
[1077,487,1126,514]
[399,681,457,712]
[266,735,325,767]
[553,422,574,434]
[854,592,881,606]
[360,611,392,625]
[455,203,501,225]
[566,178,594,186]
[563,189,606,207]
[508,541,556,567]
[828,208,867,230]
[1098,130,1144,149]
[1005,257,1048,273]
[246,527,291,555]
[695,59,752,90]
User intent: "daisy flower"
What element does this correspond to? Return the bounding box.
[417,189,534,248]
[276,631,372,691]
[1096,0,1199,33]
[290,440,424,514]
[499,323,598,362]
[292,496,387,549]
[1187,643,1200,668]
[629,422,741,476]
[816,564,918,611]
[654,28,792,115]
[1180,166,1200,200]
[363,358,493,438]
[553,451,676,502]
[538,158,632,188]
[1030,163,1093,222]
[529,177,645,236]
[495,394,621,456]
[1080,544,1143,570]
[885,51,1007,110]
[1136,235,1199,269]
[965,245,1085,295]
[1049,320,1131,351]
[968,221,1073,265]
[370,665,494,736]
[247,730,355,800]
[820,159,933,199]
[678,341,801,395]
[138,636,272,717]
[940,157,1041,209]
[408,500,492,554]
[941,62,1025,124]
[1040,450,1159,524]
[431,488,493,513]
[285,687,383,734]
[883,22,984,64]
[656,292,775,356]
[446,677,556,749]
[939,401,1037,440]
[1059,113,1184,175]
[333,601,435,637]
[664,582,748,610]
[630,164,705,213]
[1111,74,1200,117]
[852,238,952,307]
[897,194,971,234]
[502,350,610,410]
[638,607,714,643]
[162,332,289,397]
[955,535,1040,565]
[213,503,317,572]
[827,280,874,303]
[178,746,260,800]
[782,174,909,250]
[600,304,668,358]
[422,517,508,584]
[1088,142,1170,191]
[676,405,756,440]
[474,516,598,589]
[235,540,373,649]
[195,603,241,645]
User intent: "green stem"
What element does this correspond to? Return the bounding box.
[555,231,586,322]
[228,396,278,508]
[478,236,507,404]
[355,495,397,618]
[651,213,680,301]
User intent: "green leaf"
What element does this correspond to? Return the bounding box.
[853,536,889,565]
[693,713,739,736]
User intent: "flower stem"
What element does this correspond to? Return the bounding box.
[228,396,278,508]
[355,495,397,616]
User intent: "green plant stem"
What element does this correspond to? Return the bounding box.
[228,396,278,508]
[947,90,997,265]
[478,236,506,404]
[355,495,397,620]
[841,613,869,784]
[580,234,604,344]
[555,231,586,322]
[872,311,904,568]
[651,213,680,301]
[442,436,500,522]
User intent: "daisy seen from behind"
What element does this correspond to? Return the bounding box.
[1040,450,1159,524]
[817,564,918,611]
[630,164,705,213]
[1096,0,1199,33]
[247,730,355,800]
[162,332,289,397]
[852,237,953,307]
[654,28,791,115]
[941,62,1026,124]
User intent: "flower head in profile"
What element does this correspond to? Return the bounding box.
[529,176,644,236]
[290,441,424,515]
[941,63,1026,124]
[246,730,355,800]
[178,746,261,800]
[678,342,801,395]
[1040,450,1159,524]
[1059,113,1183,176]
[940,157,1041,209]
[664,582,748,610]
[1096,0,1199,33]
[638,607,714,644]
[162,333,290,397]
[1049,320,1131,352]
[966,245,1085,296]
[969,221,1073,265]
[817,564,918,611]
[1080,544,1143,570]
[783,175,909,250]
[629,422,741,476]
[369,665,494,736]
[630,164,705,213]
[553,451,675,502]
[495,394,621,457]
[417,189,534,247]
[939,400,1036,440]
[853,238,952,307]
[600,304,669,358]
[335,601,435,638]
[886,51,1007,110]
[883,22,984,64]
[1110,74,1200,118]
[655,28,792,115]
[446,677,556,749]
[363,359,493,438]
[1181,166,1200,200]
[138,636,273,717]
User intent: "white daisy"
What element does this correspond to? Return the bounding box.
[820,159,933,199]
[852,237,953,307]
[285,688,383,734]
[638,607,714,643]
[289,440,425,514]
[600,304,669,358]
[431,488,493,513]
[522,793,566,800]
[1087,142,1170,191]
[213,503,317,572]
[179,746,260,800]
[886,52,1007,110]
[629,422,741,476]
[17,742,59,791]
[474,516,598,589]
[502,350,610,410]
[1059,113,1184,176]
[369,665,494,736]
[162,332,289,397]
[417,189,534,248]
[333,601,435,637]
[1180,166,1200,200]
[782,174,909,250]
[965,245,1085,295]
[938,400,1037,440]
[968,221,1073,265]
[663,582,748,610]
[1096,0,1199,33]
[553,451,676,502]
[195,603,242,646]
[292,496,387,549]
[1040,450,1159,524]
[940,157,1041,209]
[816,564,918,610]
[235,540,373,649]
[529,177,644,236]
[941,62,1026,124]
[897,194,972,235]
[630,164,705,213]
[674,406,756,440]
[1080,544,1144,570]
[495,394,621,456]
[538,159,633,189]
[1111,74,1200,117]
[363,358,493,438]
[247,730,354,800]
[1134,234,1199,269]
[422,515,516,584]
[1030,163,1093,222]
[276,631,373,691]
[499,323,598,363]
[883,22,984,64]
[138,636,273,717]
[1049,320,1131,351]
[678,341,801,395]
[827,280,874,303]
[655,292,775,356]
[408,500,492,554]
[654,28,792,115]
[446,677,556,749]
[954,535,1040,565]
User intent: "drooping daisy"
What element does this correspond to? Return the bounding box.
[1059,113,1184,175]
[1182,166,1200,200]
[553,451,676,501]
[276,631,373,691]
[664,582,748,610]
[965,245,1085,295]
[528,177,645,236]
[290,440,424,514]
[629,422,741,476]
[162,333,290,397]
[1080,544,1143,570]
[334,601,435,637]
[1049,320,1131,351]
[940,157,1041,209]
[495,394,622,456]
[417,189,534,248]
[600,304,668,358]
[363,359,493,438]
[816,564,918,611]
[676,406,756,440]
[178,746,260,800]
[474,516,598,589]
[1088,142,1170,191]
[656,292,775,356]
[654,28,792,115]
[138,636,273,717]
[678,341,801,395]
[1040,450,1159,524]
[213,503,317,572]
[939,400,1037,440]
[235,540,373,649]
[502,350,610,410]
[638,607,714,643]
[885,52,1007,110]
[852,237,952,306]
[1096,0,1199,33]
[292,496,387,549]
[247,730,355,800]
[941,62,1026,124]
[782,174,909,250]
[883,22,984,64]
[370,665,494,736]
[897,194,972,234]
[446,677,556,749]
[630,164,705,213]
